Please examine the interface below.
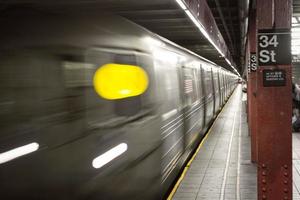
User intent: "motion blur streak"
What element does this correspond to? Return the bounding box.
[0,142,39,164]
[92,143,128,169]
[175,0,187,10]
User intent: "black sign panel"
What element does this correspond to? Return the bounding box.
[263,69,286,87]
[250,52,257,72]
[257,29,291,66]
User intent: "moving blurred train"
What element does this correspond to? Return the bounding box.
[0,10,237,200]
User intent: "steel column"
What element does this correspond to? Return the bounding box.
[246,38,250,120]
[256,0,292,199]
[248,9,258,163]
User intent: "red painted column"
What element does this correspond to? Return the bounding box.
[256,0,292,200]
[248,9,258,163]
[246,37,250,115]
[246,40,251,123]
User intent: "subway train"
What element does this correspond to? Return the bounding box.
[0,10,237,200]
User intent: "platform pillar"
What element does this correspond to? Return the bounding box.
[246,38,250,120]
[248,9,258,163]
[256,0,292,200]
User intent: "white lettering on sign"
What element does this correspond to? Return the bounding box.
[265,72,284,81]
[263,70,286,87]
[259,36,269,48]
[259,35,279,48]
[259,50,276,63]
[250,54,257,71]
[258,35,278,63]
[263,69,286,87]
[257,29,291,66]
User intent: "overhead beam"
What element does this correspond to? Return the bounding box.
[180,0,237,72]
[213,0,236,55]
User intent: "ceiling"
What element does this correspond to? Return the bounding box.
[0,0,245,74]
[2,0,298,74]
[206,0,244,70]
[113,0,243,71]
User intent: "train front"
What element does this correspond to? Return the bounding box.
[0,10,163,200]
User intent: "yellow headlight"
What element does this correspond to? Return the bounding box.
[93,63,149,100]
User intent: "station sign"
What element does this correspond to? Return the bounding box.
[263,69,286,87]
[257,29,291,66]
[250,52,257,72]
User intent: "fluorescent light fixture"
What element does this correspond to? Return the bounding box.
[92,143,128,169]
[186,10,200,29]
[225,58,231,66]
[176,0,225,58]
[212,42,225,57]
[175,0,187,10]
[175,0,239,72]
[0,142,39,164]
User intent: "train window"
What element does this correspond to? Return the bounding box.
[196,67,202,99]
[204,65,213,94]
[183,67,198,105]
[153,55,181,115]
[0,51,40,140]
[0,48,89,145]
[213,69,219,92]
[85,48,155,119]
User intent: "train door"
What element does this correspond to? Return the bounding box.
[200,65,206,128]
[198,64,206,133]
[226,74,230,97]
[219,70,224,106]
[217,69,222,108]
[211,69,216,115]
[203,65,214,127]
[219,70,225,102]
[152,49,185,194]
[224,72,228,99]
[181,66,201,150]
[213,68,221,114]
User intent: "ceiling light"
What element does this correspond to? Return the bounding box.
[175,0,238,72]
[175,0,187,10]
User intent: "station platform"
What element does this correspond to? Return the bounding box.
[170,86,300,200]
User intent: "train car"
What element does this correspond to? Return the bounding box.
[0,10,237,200]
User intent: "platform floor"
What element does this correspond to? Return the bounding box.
[171,86,300,200]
